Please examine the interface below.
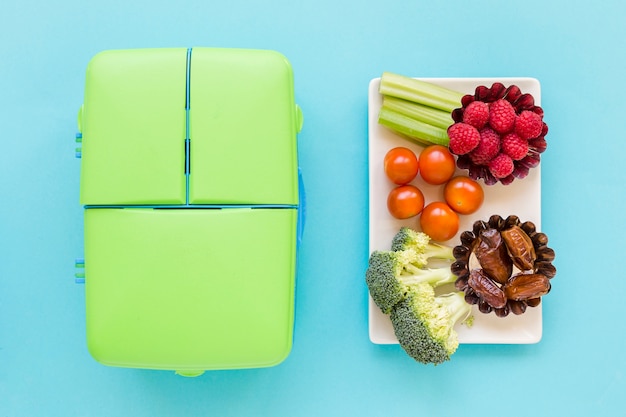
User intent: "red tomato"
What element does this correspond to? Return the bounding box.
[384,147,419,185]
[387,185,425,219]
[419,201,459,242]
[418,145,456,185]
[444,176,484,215]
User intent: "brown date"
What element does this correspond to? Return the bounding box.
[503,273,551,301]
[473,228,513,284]
[468,269,507,309]
[501,225,536,271]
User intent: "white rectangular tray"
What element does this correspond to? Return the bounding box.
[368,77,543,344]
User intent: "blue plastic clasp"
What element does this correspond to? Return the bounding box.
[76,104,83,158]
[75,258,85,284]
[75,133,82,159]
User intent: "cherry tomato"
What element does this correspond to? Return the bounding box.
[387,185,425,219]
[444,176,485,215]
[419,201,459,242]
[418,145,456,185]
[384,147,419,185]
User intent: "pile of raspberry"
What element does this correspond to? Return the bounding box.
[446,83,548,185]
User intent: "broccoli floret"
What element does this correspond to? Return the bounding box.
[391,227,454,267]
[390,283,473,365]
[366,227,475,365]
[365,249,456,314]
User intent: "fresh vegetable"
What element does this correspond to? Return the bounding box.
[377,72,463,147]
[365,228,473,364]
[443,176,484,215]
[365,247,456,315]
[390,226,454,261]
[384,147,419,185]
[387,185,424,219]
[378,107,451,147]
[379,72,464,114]
[382,96,454,130]
[452,215,556,317]
[390,287,472,365]
[450,83,548,185]
[417,145,456,185]
[419,202,459,242]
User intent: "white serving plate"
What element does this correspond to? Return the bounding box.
[368,77,543,345]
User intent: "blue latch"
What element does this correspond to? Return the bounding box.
[75,133,82,159]
[75,258,85,284]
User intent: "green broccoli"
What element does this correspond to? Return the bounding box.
[391,227,455,267]
[365,227,474,365]
[390,283,473,365]
[365,249,456,315]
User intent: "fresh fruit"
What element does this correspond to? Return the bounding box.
[488,99,516,133]
[443,176,484,215]
[384,147,419,185]
[515,110,543,140]
[501,132,529,160]
[387,185,425,219]
[469,127,500,165]
[417,145,456,185]
[419,202,459,242]
[447,123,480,155]
[462,101,489,129]
[450,82,548,185]
[488,153,515,179]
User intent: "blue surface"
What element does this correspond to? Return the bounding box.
[1,1,625,415]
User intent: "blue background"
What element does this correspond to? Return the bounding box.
[1,1,625,416]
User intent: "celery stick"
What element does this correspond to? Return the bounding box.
[378,107,449,147]
[379,72,464,113]
[382,96,454,130]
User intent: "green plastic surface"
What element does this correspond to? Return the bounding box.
[79,47,301,374]
[85,208,297,372]
[79,48,187,205]
[188,48,298,205]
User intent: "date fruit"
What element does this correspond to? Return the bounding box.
[452,215,557,317]
[468,269,507,309]
[501,225,536,271]
[473,228,512,284]
[503,273,551,301]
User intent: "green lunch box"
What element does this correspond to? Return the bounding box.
[75,47,304,376]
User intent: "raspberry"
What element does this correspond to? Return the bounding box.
[488,99,516,133]
[515,110,543,139]
[447,123,480,155]
[462,101,489,129]
[501,132,529,160]
[469,127,501,165]
[488,153,515,179]
[451,83,548,185]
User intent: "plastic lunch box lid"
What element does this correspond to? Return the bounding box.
[79,47,301,207]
